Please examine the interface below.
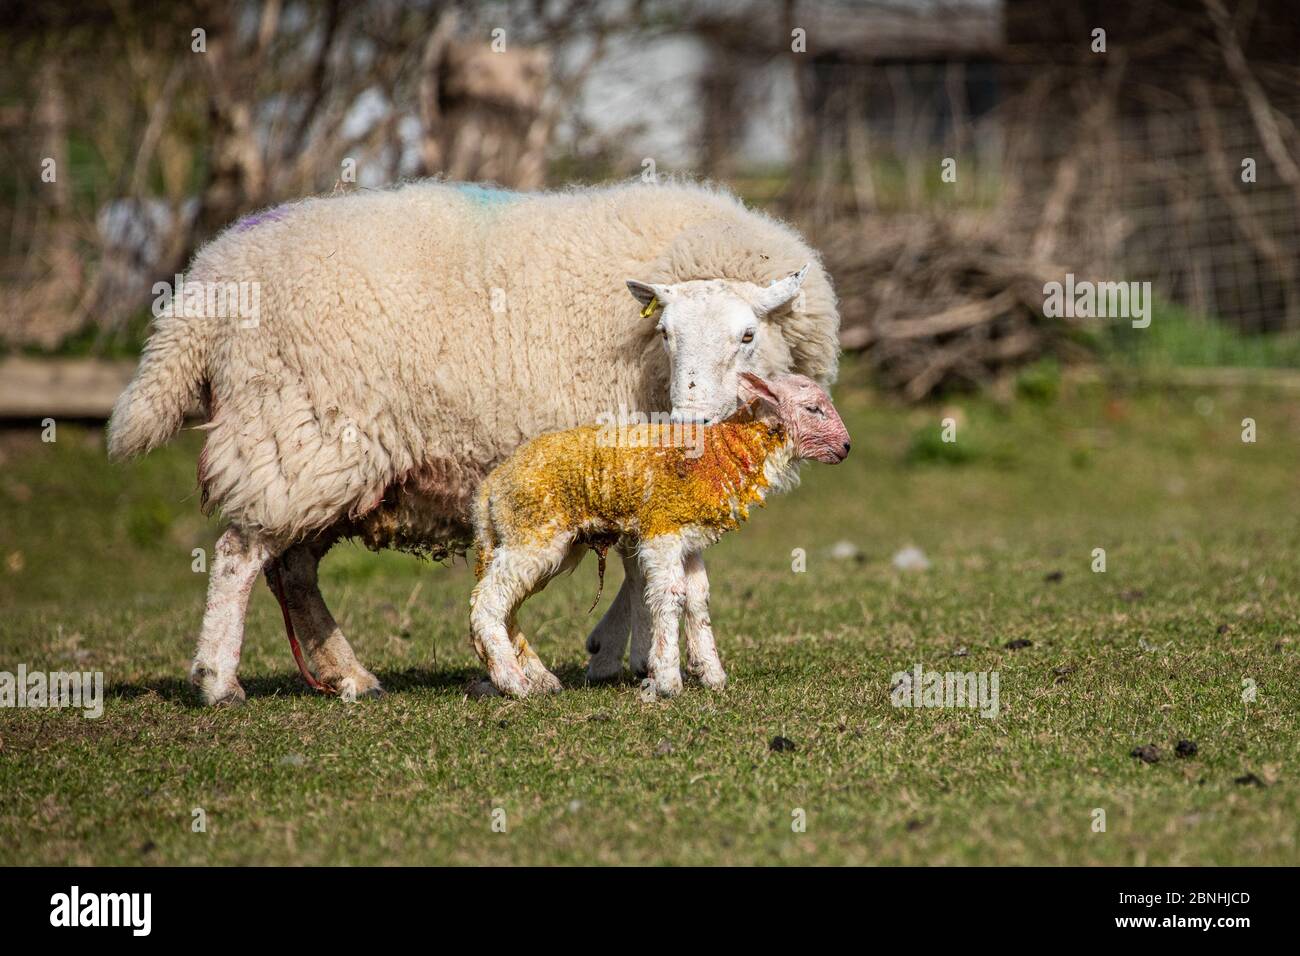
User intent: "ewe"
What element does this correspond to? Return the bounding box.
[470,373,851,698]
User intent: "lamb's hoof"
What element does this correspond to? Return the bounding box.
[488,663,531,698]
[190,663,246,707]
[526,667,564,695]
[697,668,728,691]
[640,672,682,700]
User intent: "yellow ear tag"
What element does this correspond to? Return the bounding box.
[640,296,659,319]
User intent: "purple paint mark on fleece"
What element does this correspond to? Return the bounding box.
[233,205,288,232]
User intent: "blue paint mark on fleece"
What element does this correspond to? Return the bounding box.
[450,183,523,208]
[233,205,288,232]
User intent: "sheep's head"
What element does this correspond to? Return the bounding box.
[626,266,809,424]
[738,372,850,464]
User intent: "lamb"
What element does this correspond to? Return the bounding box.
[470,372,851,698]
[106,178,840,704]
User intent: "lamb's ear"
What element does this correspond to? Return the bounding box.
[738,372,780,410]
[753,264,810,314]
[626,279,673,314]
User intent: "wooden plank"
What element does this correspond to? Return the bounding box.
[0,356,137,419]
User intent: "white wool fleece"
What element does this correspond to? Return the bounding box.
[107,179,840,548]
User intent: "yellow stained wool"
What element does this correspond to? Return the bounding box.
[482,419,789,547]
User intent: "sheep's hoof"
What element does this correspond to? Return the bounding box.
[211,686,248,708]
[466,678,502,700]
[332,674,384,703]
[191,663,246,707]
[585,657,623,684]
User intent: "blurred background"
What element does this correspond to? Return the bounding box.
[3,0,1300,409]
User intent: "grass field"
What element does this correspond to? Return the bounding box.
[2,370,1298,865]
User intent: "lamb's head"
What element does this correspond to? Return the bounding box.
[738,372,851,464]
[626,266,810,424]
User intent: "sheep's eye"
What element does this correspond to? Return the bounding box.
[741,329,755,344]
[805,404,823,416]
[659,326,669,341]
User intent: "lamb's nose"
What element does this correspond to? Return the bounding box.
[843,442,851,454]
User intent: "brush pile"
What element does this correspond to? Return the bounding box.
[822,215,1091,400]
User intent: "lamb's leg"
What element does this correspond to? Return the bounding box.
[683,552,727,689]
[270,543,383,701]
[508,612,563,695]
[636,536,687,698]
[190,526,276,706]
[471,540,568,697]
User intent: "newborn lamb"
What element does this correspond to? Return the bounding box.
[469,372,851,698]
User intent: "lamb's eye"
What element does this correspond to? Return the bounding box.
[805,404,823,416]
[659,326,669,341]
[741,329,755,344]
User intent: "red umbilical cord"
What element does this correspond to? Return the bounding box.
[267,565,334,694]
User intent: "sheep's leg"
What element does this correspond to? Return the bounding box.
[625,553,655,679]
[508,612,563,695]
[270,543,383,701]
[683,552,727,689]
[190,526,276,706]
[585,556,633,681]
[585,544,653,681]
[636,536,687,699]
[472,539,569,697]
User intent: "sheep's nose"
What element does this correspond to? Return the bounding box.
[843,442,851,453]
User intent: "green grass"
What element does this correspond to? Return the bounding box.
[1101,299,1300,369]
[1,376,1298,865]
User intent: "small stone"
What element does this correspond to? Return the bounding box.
[830,540,863,561]
[892,546,931,572]
[951,646,969,658]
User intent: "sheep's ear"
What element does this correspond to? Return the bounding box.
[738,371,780,410]
[626,279,672,314]
[753,263,809,314]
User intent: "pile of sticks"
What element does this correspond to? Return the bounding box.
[824,215,1089,400]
